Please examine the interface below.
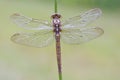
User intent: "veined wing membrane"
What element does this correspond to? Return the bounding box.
[61,27,104,44]
[11,30,54,47]
[10,13,52,30]
[62,8,102,29]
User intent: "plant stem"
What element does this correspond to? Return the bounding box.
[55,0,58,13]
[59,73,62,80]
[54,1,62,80]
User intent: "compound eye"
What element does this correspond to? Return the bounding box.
[58,14,61,18]
[51,14,61,19]
[51,15,55,18]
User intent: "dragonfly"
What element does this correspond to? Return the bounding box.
[10,8,104,80]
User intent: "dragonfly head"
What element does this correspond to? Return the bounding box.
[51,14,61,19]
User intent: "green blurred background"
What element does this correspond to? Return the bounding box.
[0,0,120,80]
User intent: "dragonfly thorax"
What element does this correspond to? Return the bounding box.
[53,19,60,25]
[52,14,61,36]
[52,14,61,26]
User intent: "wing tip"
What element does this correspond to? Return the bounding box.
[10,13,20,19]
[94,27,104,35]
[11,13,20,16]
[93,8,102,15]
[13,13,20,16]
[11,33,20,41]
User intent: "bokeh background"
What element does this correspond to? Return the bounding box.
[0,0,120,80]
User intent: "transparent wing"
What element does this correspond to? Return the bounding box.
[62,8,102,29]
[11,30,54,47]
[10,13,52,30]
[61,27,104,44]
